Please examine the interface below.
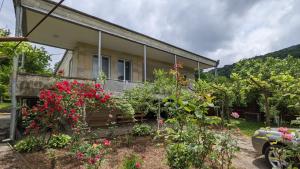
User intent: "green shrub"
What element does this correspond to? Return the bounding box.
[166,143,191,169]
[48,134,71,148]
[122,154,143,169]
[14,136,43,152]
[132,123,152,136]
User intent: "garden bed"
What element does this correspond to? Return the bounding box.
[13,136,168,169]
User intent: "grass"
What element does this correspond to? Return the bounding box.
[0,102,12,110]
[232,118,265,137]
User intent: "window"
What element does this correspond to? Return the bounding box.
[92,55,110,79]
[117,59,131,81]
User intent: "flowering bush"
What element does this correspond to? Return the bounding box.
[22,80,110,135]
[72,139,111,169]
[121,154,143,169]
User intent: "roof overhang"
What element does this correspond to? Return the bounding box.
[15,0,218,68]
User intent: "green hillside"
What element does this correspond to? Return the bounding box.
[213,44,300,77]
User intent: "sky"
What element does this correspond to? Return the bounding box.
[1,0,300,69]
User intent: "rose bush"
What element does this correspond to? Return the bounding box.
[22,80,110,135]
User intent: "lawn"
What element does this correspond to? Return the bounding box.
[233,118,265,137]
[0,102,11,111]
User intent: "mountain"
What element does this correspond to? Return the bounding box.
[213,44,300,77]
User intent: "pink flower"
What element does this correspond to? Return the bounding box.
[231,112,239,119]
[278,127,288,134]
[282,133,293,141]
[135,162,141,168]
[103,139,111,146]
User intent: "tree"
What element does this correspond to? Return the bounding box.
[232,56,300,126]
[0,28,52,99]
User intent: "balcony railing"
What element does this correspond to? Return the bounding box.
[15,73,141,97]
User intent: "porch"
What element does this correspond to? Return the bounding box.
[19,0,216,85]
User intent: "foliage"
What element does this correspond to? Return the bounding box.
[71,139,111,169]
[121,154,143,169]
[0,28,52,99]
[48,134,71,148]
[0,102,11,110]
[211,44,300,77]
[232,119,264,136]
[162,64,239,169]
[123,69,175,117]
[132,123,152,136]
[232,56,300,126]
[14,136,43,152]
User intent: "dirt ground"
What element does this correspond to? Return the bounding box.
[232,134,269,169]
[0,134,271,169]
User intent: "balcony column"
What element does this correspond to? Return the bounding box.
[143,45,147,82]
[98,31,102,82]
[174,54,177,65]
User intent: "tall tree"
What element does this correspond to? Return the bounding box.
[0,28,52,99]
[231,56,300,126]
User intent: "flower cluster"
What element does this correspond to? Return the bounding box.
[231,112,240,119]
[278,127,294,141]
[23,80,111,134]
[74,139,111,168]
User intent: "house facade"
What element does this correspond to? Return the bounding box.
[13,0,217,96]
[12,0,218,126]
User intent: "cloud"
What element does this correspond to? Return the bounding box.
[1,0,300,68]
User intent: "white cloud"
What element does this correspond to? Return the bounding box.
[1,0,300,68]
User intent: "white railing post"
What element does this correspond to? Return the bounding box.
[144,45,147,82]
[98,31,102,83]
[197,61,200,80]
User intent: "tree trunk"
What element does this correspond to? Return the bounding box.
[263,93,270,126]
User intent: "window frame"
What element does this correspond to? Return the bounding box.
[92,55,111,79]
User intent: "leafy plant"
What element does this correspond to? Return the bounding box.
[132,123,152,136]
[14,136,43,152]
[48,134,71,148]
[122,154,143,169]
[71,139,111,169]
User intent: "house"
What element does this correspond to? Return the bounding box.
[13,0,218,126]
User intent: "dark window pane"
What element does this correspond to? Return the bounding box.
[92,56,98,79]
[102,57,109,78]
[92,56,110,79]
[125,61,131,81]
[117,60,124,80]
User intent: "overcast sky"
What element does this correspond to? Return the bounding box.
[1,0,300,68]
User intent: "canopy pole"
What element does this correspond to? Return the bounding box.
[9,0,22,141]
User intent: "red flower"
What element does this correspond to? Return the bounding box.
[88,158,96,164]
[76,152,84,160]
[103,139,111,146]
[95,83,101,89]
[135,162,141,168]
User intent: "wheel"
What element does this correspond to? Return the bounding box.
[265,144,289,168]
